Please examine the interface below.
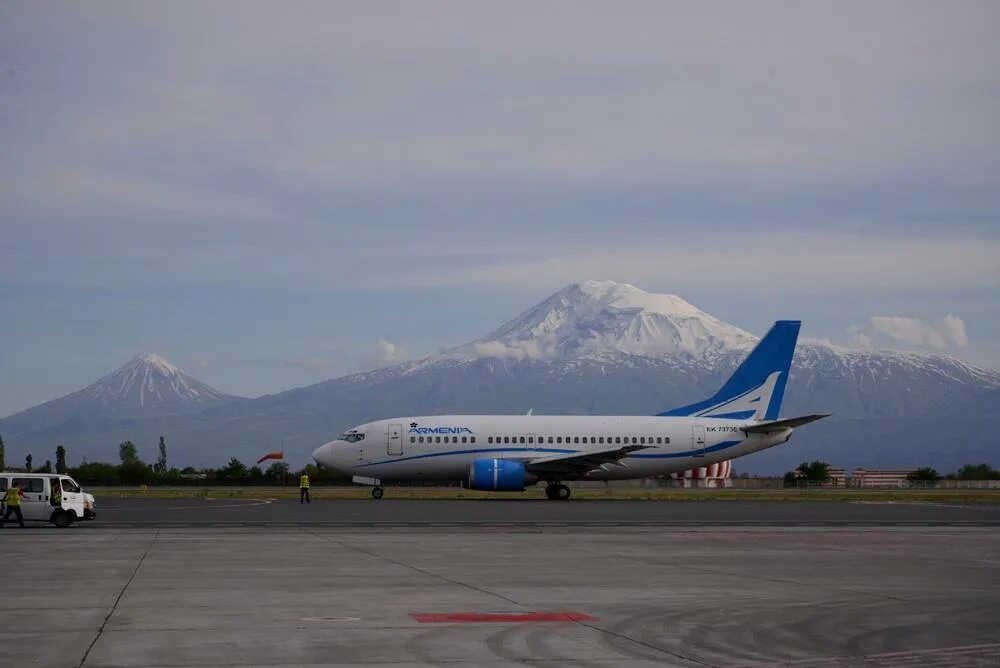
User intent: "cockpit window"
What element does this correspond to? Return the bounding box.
[342,432,365,443]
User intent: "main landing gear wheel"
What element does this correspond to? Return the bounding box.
[371,486,384,500]
[545,484,571,500]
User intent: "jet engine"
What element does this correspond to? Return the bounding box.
[467,459,534,491]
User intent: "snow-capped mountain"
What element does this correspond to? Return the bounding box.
[0,353,238,437]
[2,281,998,472]
[440,280,756,363]
[85,353,230,414]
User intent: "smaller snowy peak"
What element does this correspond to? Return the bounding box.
[441,280,757,363]
[83,352,230,414]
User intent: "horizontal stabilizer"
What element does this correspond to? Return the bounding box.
[743,414,830,434]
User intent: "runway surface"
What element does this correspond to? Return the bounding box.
[3,524,999,667]
[78,497,1000,528]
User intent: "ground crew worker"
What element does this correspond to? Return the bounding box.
[2,482,25,528]
[51,479,62,507]
[299,473,311,504]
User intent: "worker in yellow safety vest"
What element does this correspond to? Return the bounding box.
[2,482,25,528]
[299,473,310,504]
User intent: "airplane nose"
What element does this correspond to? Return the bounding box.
[313,440,349,472]
[312,442,333,466]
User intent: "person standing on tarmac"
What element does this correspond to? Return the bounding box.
[51,479,62,507]
[299,473,310,504]
[2,482,25,528]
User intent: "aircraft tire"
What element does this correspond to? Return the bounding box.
[545,484,570,500]
[371,487,384,500]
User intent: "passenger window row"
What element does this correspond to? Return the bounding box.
[409,436,477,444]
[406,434,669,446]
[485,435,669,445]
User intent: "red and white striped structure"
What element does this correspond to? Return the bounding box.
[668,460,732,488]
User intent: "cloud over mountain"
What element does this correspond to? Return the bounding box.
[851,315,969,351]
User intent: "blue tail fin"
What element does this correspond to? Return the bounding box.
[658,320,801,421]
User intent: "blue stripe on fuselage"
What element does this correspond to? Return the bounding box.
[703,411,756,420]
[357,439,745,468]
[627,440,743,458]
[358,447,579,468]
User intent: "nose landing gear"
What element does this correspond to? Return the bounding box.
[371,486,384,500]
[544,483,571,500]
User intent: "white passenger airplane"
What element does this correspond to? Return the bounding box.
[312,320,827,499]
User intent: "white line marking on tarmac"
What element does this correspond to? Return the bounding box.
[137,498,276,511]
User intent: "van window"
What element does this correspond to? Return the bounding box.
[0,478,7,491]
[12,478,44,493]
[61,478,81,493]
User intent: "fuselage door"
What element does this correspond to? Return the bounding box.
[692,425,706,457]
[387,423,403,456]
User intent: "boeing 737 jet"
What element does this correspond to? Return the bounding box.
[312,320,827,499]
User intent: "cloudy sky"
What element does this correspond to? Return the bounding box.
[1,1,998,416]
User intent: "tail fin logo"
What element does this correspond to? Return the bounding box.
[690,371,781,421]
[658,320,800,421]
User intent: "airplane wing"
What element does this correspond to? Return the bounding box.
[525,444,651,477]
[743,414,830,434]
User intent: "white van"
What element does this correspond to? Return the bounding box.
[0,473,89,528]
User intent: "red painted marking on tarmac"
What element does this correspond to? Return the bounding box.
[411,611,596,623]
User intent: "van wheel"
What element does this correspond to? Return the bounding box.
[52,510,73,528]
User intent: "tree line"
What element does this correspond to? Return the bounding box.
[0,434,349,486]
[784,460,1000,486]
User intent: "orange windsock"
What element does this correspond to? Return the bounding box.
[256,451,284,464]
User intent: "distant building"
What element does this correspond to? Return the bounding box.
[851,469,915,488]
[668,460,732,488]
[827,468,847,487]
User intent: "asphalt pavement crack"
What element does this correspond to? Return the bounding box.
[306,529,525,607]
[77,529,160,668]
